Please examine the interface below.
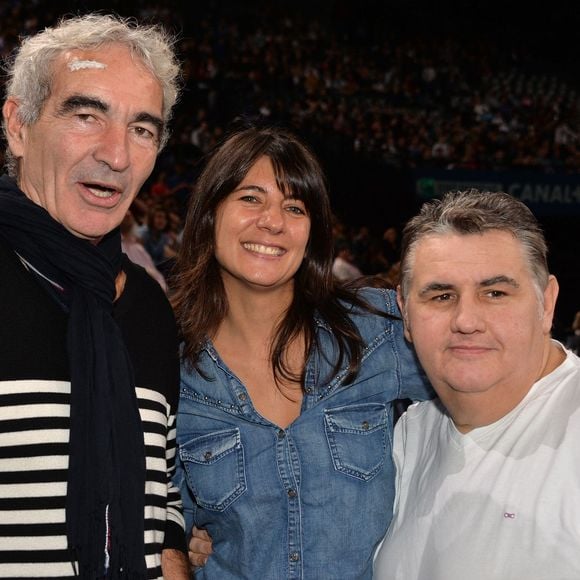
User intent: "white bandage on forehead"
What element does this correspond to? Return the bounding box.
[68,58,107,71]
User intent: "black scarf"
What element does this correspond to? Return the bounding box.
[0,176,146,579]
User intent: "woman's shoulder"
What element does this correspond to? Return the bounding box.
[344,286,400,317]
[329,286,403,348]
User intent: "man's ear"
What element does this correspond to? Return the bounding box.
[2,98,27,158]
[396,285,412,342]
[542,275,559,335]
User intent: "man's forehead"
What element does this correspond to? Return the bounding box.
[410,231,529,284]
[57,44,146,75]
[48,45,163,116]
[61,46,110,65]
[414,230,523,257]
[67,57,107,72]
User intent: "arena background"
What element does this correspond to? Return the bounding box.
[1,0,578,338]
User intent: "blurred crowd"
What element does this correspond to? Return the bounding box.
[176,3,578,174]
[2,0,579,176]
[171,13,580,174]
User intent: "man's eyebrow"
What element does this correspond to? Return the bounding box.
[418,282,454,297]
[58,96,163,135]
[134,112,164,136]
[480,275,519,288]
[417,276,520,297]
[58,95,108,114]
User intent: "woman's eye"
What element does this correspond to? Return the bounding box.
[286,205,306,215]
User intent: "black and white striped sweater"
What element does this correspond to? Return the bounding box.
[0,238,185,579]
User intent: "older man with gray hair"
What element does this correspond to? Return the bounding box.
[0,13,188,579]
[375,190,580,579]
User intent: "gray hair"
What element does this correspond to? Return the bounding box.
[399,189,549,301]
[3,13,181,175]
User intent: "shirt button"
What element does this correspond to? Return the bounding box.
[305,387,312,394]
[203,451,212,461]
[238,393,247,402]
[277,429,286,439]
[362,420,370,430]
[289,552,300,562]
[287,489,297,498]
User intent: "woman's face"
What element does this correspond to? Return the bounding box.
[214,156,311,294]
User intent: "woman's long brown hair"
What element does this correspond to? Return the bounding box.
[171,125,381,388]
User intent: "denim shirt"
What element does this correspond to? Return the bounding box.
[174,288,431,579]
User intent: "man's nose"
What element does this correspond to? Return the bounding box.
[94,123,131,172]
[450,296,486,334]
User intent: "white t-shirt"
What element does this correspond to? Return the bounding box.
[374,344,580,580]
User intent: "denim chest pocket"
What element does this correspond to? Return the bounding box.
[324,403,389,481]
[179,428,247,512]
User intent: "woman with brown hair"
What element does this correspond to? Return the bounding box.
[171,125,430,579]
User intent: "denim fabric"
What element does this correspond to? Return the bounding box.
[174,288,431,579]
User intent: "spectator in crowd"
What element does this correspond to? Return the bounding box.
[0,13,188,578]
[142,205,179,266]
[332,240,364,282]
[150,169,172,198]
[374,190,580,579]
[352,225,372,271]
[121,209,168,292]
[171,125,431,578]
[365,237,392,275]
[382,226,401,269]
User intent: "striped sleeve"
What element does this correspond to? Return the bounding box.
[163,408,187,551]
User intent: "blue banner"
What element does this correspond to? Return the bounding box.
[414,169,580,216]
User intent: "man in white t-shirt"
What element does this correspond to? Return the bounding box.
[374,189,580,580]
